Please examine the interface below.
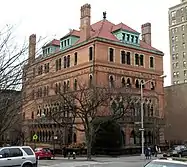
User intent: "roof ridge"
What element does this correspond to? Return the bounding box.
[96,20,105,37]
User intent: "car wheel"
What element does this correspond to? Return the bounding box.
[23,163,32,167]
[47,157,51,160]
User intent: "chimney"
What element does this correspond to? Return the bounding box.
[141,23,151,46]
[80,4,91,41]
[28,34,36,64]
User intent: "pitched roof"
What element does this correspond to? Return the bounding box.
[44,39,60,47]
[60,29,80,40]
[112,22,139,34]
[60,19,162,53]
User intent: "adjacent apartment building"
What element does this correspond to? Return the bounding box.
[22,4,165,148]
[169,0,187,85]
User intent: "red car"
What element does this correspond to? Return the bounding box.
[34,148,54,160]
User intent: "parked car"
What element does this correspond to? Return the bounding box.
[0,146,37,167]
[163,145,187,157]
[34,148,53,160]
[144,158,187,167]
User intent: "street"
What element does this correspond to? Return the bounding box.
[38,155,161,167]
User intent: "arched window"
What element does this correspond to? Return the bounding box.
[109,75,114,88]
[63,81,66,92]
[135,79,139,88]
[67,80,70,91]
[89,75,93,87]
[121,77,125,87]
[126,78,131,87]
[150,104,154,116]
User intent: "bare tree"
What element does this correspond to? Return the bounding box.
[0,25,28,142]
[50,83,133,160]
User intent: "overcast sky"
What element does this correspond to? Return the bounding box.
[0,0,180,86]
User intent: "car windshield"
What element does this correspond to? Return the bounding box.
[145,161,187,167]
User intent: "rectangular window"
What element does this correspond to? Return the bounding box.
[182,34,185,40]
[126,34,130,41]
[122,33,125,41]
[74,52,77,65]
[135,36,138,43]
[171,11,176,17]
[89,47,93,61]
[126,52,131,65]
[182,25,185,31]
[44,63,50,73]
[67,39,70,45]
[135,54,139,65]
[172,54,175,60]
[38,65,43,75]
[121,51,125,64]
[131,35,134,43]
[184,70,187,76]
[175,36,178,41]
[175,45,178,51]
[176,53,178,60]
[183,43,186,49]
[184,61,186,67]
[172,20,176,25]
[56,60,58,71]
[183,52,186,58]
[150,57,154,68]
[67,55,70,67]
[182,16,185,22]
[140,55,144,66]
[58,58,61,70]
[109,48,114,62]
[64,56,67,68]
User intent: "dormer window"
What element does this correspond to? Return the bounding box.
[127,34,130,41]
[64,40,67,47]
[122,33,125,41]
[67,39,70,45]
[135,36,138,43]
[131,35,134,43]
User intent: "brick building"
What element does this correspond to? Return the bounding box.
[22,4,165,148]
[164,83,187,144]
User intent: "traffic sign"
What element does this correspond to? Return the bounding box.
[33,134,38,140]
[139,128,145,131]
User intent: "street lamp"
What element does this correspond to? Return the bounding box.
[140,74,166,159]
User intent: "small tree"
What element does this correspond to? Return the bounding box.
[50,83,133,160]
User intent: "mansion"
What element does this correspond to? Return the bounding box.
[22,4,165,148]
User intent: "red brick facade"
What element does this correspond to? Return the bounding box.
[22,4,165,148]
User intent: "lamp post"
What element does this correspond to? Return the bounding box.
[140,74,166,159]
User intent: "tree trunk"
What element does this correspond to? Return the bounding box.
[86,130,92,160]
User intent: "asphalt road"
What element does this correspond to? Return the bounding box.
[38,155,160,167]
